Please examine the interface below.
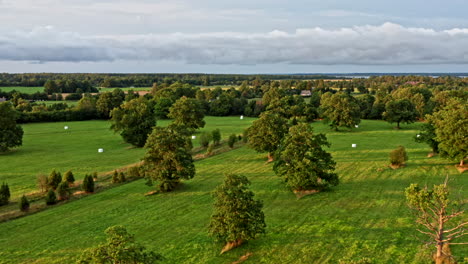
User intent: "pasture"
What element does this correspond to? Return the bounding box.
[0,87,44,94]
[0,119,465,263]
[0,116,255,200]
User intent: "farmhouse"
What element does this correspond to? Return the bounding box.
[300,90,312,97]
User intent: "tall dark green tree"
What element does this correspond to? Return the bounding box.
[0,182,11,206]
[82,174,95,193]
[143,126,195,192]
[319,92,361,131]
[77,225,163,264]
[48,169,62,190]
[0,102,23,152]
[274,123,338,192]
[64,170,75,186]
[246,111,288,161]
[427,99,467,166]
[168,97,205,130]
[111,97,157,147]
[209,174,266,254]
[383,98,417,129]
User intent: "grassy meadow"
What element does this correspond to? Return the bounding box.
[0,87,44,94]
[0,119,466,263]
[0,116,255,199]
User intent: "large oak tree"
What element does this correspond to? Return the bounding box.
[246,111,288,161]
[273,123,338,192]
[110,97,156,147]
[209,174,266,254]
[143,126,195,192]
[0,102,23,152]
[319,92,361,131]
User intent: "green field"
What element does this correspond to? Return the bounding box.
[0,87,44,94]
[39,100,78,106]
[0,119,466,263]
[98,87,151,92]
[0,116,255,199]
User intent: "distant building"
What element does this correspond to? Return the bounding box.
[300,90,312,97]
[405,81,422,86]
[0,97,6,102]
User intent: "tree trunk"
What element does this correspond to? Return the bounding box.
[460,159,465,166]
[267,152,274,162]
[435,242,444,264]
[220,239,243,254]
[397,121,400,129]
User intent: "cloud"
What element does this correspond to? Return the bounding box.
[1,23,468,65]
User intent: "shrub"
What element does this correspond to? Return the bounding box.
[92,172,98,181]
[0,182,11,206]
[118,172,126,183]
[206,144,214,156]
[56,181,71,200]
[228,134,237,148]
[390,145,408,166]
[212,129,221,145]
[45,189,57,205]
[64,170,75,186]
[82,174,95,193]
[242,129,248,143]
[19,195,30,211]
[199,132,211,148]
[36,174,48,193]
[48,169,62,190]
[112,170,119,183]
[127,166,140,178]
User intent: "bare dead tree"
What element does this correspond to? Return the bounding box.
[405,177,466,264]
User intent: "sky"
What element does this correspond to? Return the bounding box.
[1,0,468,74]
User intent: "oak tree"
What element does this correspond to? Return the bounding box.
[319,92,361,131]
[110,97,156,147]
[143,126,195,192]
[246,111,288,162]
[209,174,266,254]
[273,123,338,191]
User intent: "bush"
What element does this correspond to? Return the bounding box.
[64,170,75,186]
[36,174,48,193]
[206,144,214,155]
[0,182,11,206]
[48,169,62,190]
[92,172,98,181]
[199,132,211,148]
[65,93,82,100]
[112,170,119,183]
[82,174,95,193]
[19,195,30,211]
[56,181,71,200]
[127,166,140,178]
[118,172,126,183]
[212,129,221,145]
[228,134,237,148]
[242,129,248,143]
[45,189,57,205]
[390,145,408,166]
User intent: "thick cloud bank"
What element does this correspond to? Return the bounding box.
[1,23,468,65]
